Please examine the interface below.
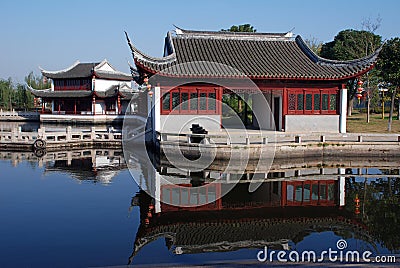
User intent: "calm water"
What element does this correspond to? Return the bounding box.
[0,150,399,267]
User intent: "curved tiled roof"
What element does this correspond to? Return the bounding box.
[41,62,99,79]
[28,86,137,100]
[126,28,380,80]
[27,86,92,98]
[94,70,132,81]
[41,60,132,81]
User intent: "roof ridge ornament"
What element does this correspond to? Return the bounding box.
[171,26,292,41]
[173,24,184,35]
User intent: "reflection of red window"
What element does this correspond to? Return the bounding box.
[282,180,337,206]
[161,86,221,115]
[287,89,338,115]
[160,183,222,212]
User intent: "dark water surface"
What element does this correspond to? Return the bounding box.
[0,151,399,267]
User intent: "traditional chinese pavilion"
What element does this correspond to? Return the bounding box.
[29,60,137,123]
[126,27,380,133]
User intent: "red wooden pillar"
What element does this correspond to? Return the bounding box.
[117,95,121,115]
[74,100,77,115]
[41,99,45,113]
[58,103,61,115]
[281,181,287,206]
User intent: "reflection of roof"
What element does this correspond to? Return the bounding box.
[130,206,371,260]
[40,60,132,80]
[126,28,380,80]
[44,159,126,184]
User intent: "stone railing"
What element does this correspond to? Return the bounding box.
[0,126,122,145]
[0,110,39,120]
[157,131,400,145]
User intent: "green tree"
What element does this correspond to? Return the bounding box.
[0,72,48,111]
[0,78,13,110]
[376,38,400,131]
[25,71,51,90]
[221,24,256,33]
[320,29,382,117]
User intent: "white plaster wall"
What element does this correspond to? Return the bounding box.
[95,101,106,114]
[251,92,281,130]
[285,115,339,133]
[160,114,221,133]
[252,93,272,130]
[94,79,121,92]
[154,87,161,133]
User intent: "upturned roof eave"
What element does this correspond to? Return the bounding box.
[125,31,177,66]
[295,35,381,68]
[39,60,81,78]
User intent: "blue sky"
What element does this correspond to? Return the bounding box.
[1,0,399,82]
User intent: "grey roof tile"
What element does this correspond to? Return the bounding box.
[41,61,132,81]
[126,30,381,80]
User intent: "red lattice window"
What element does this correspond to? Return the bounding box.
[161,87,221,115]
[287,89,338,115]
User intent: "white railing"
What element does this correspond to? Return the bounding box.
[0,126,122,144]
[0,110,39,118]
[157,132,269,145]
[157,131,400,146]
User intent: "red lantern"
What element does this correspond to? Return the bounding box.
[354,194,360,215]
[356,80,363,101]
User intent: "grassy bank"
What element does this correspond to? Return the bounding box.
[347,112,400,133]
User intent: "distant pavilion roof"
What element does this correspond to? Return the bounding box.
[27,88,93,98]
[40,60,132,81]
[27,85,138,100]
[126,27,381,81]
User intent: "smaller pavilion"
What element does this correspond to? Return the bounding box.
[29,60,138,123]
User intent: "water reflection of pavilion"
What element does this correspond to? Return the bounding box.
[0,149,127,184]
[128,165,371,264]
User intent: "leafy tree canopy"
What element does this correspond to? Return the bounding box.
[377,37,400,87]
[221,24,256,33]
[320,29,382,60]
